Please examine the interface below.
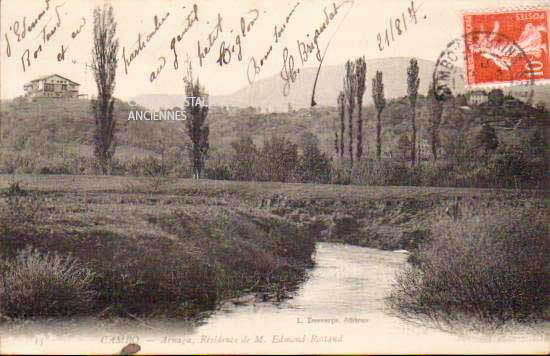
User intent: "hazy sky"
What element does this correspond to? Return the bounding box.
[1,0,548,99]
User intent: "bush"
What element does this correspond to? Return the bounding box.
[257,135,299,182]
[0,247,96,318]
[204,152,233,180]
[330,160,352,185]
[123,155,166,177]
[230,136,258,181]
[297,132,332,183]
[494,147,549,189]
[388,205,549,327]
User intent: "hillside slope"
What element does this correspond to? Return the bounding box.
[1,92,548,167]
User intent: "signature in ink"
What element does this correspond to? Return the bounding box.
[20,3,64,72]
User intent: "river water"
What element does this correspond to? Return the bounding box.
[2,243,548,354]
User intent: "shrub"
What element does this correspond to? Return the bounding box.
[204,152,233,180]
[330,159,352,185]
[123,155,166,177]
[230,136,258,181]
[0,153,36,174]
[0,247,96,318]
[350,159,419,186]
[90,240,218,316]
[297,147,331,184]
[205,164,232,180]
[257,135,299,182]
[388,205,549,327]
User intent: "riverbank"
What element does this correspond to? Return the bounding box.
[0,174,547,318]
[1,174,548,252]
[1,242,547,355]
[0,177,315,319]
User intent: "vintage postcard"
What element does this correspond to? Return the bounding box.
[0,0,549,354]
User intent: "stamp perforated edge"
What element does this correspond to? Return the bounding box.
[459,6,550,88]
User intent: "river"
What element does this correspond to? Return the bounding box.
[2,243,548,354]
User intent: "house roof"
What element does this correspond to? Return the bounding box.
[29,74,80,85]
[470,90,487,96]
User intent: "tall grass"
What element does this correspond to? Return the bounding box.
[0,247,95,318]
[388,203,549,328]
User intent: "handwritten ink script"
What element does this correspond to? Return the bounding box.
[170,4,199,70]
[216,9,259,67]
[247,2,300,84]
[20,3,65,72]
[280,0,353,96]
[122,12,170,75]
[376,0,423,52]
[3,0,92,72]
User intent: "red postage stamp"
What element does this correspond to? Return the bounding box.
[463,8,550,86]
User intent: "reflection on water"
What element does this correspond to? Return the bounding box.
[1,243,548,354]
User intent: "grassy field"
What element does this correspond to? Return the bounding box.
[1,174,547,250]
[2,174,548,199]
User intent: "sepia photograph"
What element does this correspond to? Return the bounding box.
[0,0,548,354]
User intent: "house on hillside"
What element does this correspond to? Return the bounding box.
[467,90,488,106]
[24,74,80,98]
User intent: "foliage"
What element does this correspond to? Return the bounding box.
[91,5,119,174]
[0,200,314,317]
[297,132,332,183]
[407,58,420,165]
[0,181,43,228]
[355,56,367,160]
[427,83,443,160]
[396,133,411,161]
[525,129,547,156]
[494,144,548,189]
[337,91,345,157]
[230,136,258,181]
[344,60,357,165]
[204,151,233,180]
[184,62,210,179]
[257,135,299,182]
[372,70,386,160]
[388,205,549,326]
[477,123,499,156]
[0,247,95,318]
[488,89,504,107]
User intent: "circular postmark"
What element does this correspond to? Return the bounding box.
[433,31,536,103]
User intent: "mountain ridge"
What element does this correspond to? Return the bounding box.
[131,57,454,111]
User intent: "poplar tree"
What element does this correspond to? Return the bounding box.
[91,5,119,174]
[343,60,356,166]
[355,56,367,160]
[407,58,420,166]
[372,70,386,160]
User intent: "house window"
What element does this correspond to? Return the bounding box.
[44,83,54,92]
[62,85,67,90]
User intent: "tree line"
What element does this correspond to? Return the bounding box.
[86,6,546,189]
[334,57,438,166]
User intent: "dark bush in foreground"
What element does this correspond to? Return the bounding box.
[0,247,95,318]
[388,205,549,327]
